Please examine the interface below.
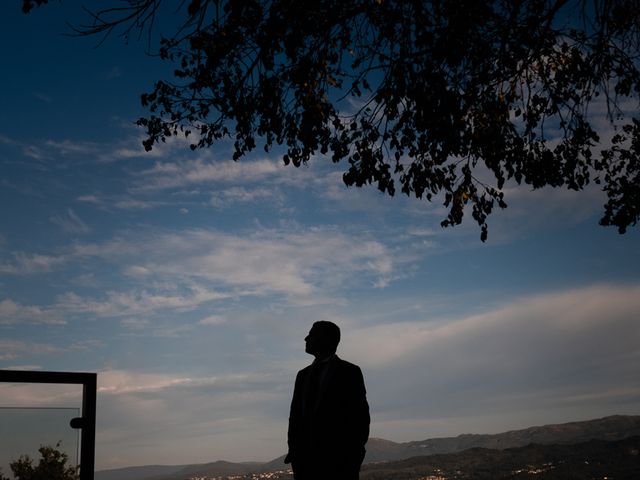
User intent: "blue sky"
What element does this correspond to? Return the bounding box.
[1,3,640,471]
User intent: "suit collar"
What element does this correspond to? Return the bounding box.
[312,353,337,366]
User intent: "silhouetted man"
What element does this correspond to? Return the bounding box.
[285,321,370,480]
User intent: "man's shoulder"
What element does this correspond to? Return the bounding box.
[296,356,362,374]
[333,356,362,373]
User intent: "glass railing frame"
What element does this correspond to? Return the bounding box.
[0,370,96,480]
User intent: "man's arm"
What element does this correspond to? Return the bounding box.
[353,365,370,448]
[285,370,303,464]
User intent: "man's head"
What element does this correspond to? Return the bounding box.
[305,321,341,357]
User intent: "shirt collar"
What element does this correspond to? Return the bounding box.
[312,353,336,365]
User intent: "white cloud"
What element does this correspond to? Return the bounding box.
[114,198,159,210]
[144,227,394,298]
[342,283,640,438]
[0,225,397,331]
[198,315,226,326]
[77,194,102,204]
[124,265,152,277]
[0,379,80,406]
[55,286,229,318]
[0,299,65,325]
[21,225,396,301]
[97,370,194,395]
[96,369,286,398]
[0,364,42,370]
[0,340,63,361]
[350,283,640,368]
[0,252,67,274]
[209,186,282,208]
[134,158,284,191]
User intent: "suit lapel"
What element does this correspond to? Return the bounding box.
[310,356,339,418]
[301,366,314,417]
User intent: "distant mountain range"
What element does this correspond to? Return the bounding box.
[360,435,640,479]
[95,414,640,480]
[364,413,640,462]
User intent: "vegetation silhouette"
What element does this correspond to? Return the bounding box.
[23,0,640,239]
[1,442,78,480]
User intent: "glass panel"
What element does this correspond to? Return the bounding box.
[0,383,81,480]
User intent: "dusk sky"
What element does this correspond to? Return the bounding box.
[1,4,639,472]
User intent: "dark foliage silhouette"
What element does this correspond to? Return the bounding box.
[7,442,78,480]
[23,0,640,239]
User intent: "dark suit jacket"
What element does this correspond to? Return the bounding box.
[286,356,370,477]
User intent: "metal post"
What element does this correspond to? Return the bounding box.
[80,374,97,480]
[0,370,97,480]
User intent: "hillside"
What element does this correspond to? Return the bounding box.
[95,414,640,480]
[364,414,640,462]
[360,435,640,479]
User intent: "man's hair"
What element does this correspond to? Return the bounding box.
[312,321,341,352]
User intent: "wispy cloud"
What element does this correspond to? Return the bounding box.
[349,283,640,369]
[44,139,99,155]
[0,339,63,360]
[4,225,396,300]
[209,186,283,208]
[22,144,46,160]
[97,369,284,396]
[0,224,399,348]
[0,252,67,275]
[113,198,161,210]
[55,285,230,318]
[486,183,606,242]
[76,193,167,211]
[0,377,80,404]
[0,133,15,145]
[198,314,226,326]
[141,227,394,298]
[71,339,106,351]
[50,208,92,234]
[33,92,52,103]
[344,283,640,440]
[0,364,43,370]
[97,130,197,162]
[0,298,65,325]
[94,368,291,466]
[134,158,284,191]
[77,194,102,204]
